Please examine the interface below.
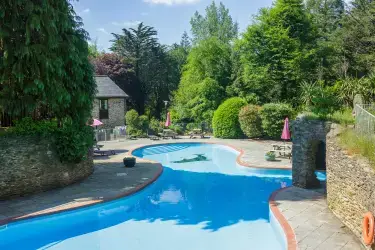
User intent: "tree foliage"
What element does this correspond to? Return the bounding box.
[335,0,375,77]
[190,1,238,44]
[0,0,96,126]
[173,37,231,122]
[232,0,317,106]
[0,0,95,162]
[110,23,183,118]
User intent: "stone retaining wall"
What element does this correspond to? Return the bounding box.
[0,136,93,200]
[327,137,375,248]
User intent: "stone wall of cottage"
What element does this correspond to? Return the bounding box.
[0,136,93,200]
[92,98,126,129]
[327,137,375,247]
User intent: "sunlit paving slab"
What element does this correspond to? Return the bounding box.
[273,187,364,250]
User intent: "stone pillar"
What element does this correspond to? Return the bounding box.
[292,116,331,189]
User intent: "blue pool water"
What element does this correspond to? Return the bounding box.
[0,143,325,250]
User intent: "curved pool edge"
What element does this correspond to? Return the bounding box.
[269,187,297,250]
[130,142,297,250]
[129,141,292,170]
[0,163,164,227]
[0,141,295,248]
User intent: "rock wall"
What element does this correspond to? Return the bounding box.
[92,98,126,129]
[0,136,93,200]
[291,116,331,188]
[327,137,375,246]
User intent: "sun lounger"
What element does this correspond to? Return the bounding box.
[94,149,116,156]
[159,129,178,139]
[189,129,205,139]
[149,135,160,140]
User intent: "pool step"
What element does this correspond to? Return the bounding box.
[142,145,191,155]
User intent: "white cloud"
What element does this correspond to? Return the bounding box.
[143,0,200,5]
[111,21,141,27]
[97,28,109,35]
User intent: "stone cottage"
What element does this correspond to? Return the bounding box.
[92,75,128,128]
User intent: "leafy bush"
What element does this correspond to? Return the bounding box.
[335,76,375,106]
[54,122,94,163]
[186,123,200,131]
[238,105,263,138]
[149,118,162,134]
[125,110,139,127]
[8,117,57,135]
[212,97,246,138]
[259,103,294,138]
[138,115,149,133]
[310,86,341,118]
[301,81,341,118]
[170,124,184,135]
[125,109,146,136]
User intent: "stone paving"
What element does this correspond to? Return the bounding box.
[273,186,364,250]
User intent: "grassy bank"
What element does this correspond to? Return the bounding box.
[338,128,375,167]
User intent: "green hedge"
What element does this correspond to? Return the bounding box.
[212,97,246,138]
[259,103,294,138]
[5,117,93,163]
[125,109,148,136]
[54,122,94,163]
[238,105,263,138]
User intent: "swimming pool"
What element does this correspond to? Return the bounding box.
[0,143,324,250]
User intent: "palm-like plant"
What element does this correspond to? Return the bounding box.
[300,81,318,108]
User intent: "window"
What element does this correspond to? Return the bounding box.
[99,99,109,119]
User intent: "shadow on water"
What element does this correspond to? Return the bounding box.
[1,166,291,250]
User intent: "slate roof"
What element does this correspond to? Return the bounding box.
[95,75,128,98]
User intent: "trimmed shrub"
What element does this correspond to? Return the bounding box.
[212,97,246,138]
[239,105,263,138]
[125,109,145,136]
[54,122,94,163]
[260,103,294,138]
[149,118,162,134]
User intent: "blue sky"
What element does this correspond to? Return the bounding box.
[72,0,274,51]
